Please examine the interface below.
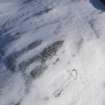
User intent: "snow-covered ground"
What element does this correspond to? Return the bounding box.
[0,0,105,105]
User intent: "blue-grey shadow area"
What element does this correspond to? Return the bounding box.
[90,0,105,11]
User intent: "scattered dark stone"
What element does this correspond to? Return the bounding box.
[6,40,63,74]
[53,89,63,97]
[4,55,16,71]
[41,40,64,62]
[71,68,78,80]
[30,65,47,78]
[19,55,41,71]
[23,7,52,21]
[7,40,42,60]
[34,8,52,16]
[5,40,42,72]
[53,58,60,64]
[19,61,27,71]
[25,40,42,51]
[10,101,20,105]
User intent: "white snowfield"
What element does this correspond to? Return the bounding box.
[0,0,105,105]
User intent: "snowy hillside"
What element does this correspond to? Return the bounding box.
[0,0,105,105]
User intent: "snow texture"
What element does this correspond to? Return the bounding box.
[0,0,105,105]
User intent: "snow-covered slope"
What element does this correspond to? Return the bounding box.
[0,0,105,105]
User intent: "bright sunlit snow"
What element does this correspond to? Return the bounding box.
[0,0,105,105]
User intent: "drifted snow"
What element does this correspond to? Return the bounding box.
[0,0,105,105]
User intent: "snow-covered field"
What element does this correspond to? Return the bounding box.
[0,0,105,105]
